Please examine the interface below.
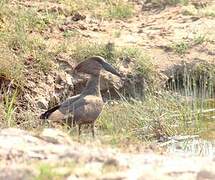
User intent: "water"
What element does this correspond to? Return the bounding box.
[166,138,215,156]
[165,99,215,156]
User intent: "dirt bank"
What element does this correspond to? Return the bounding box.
[0,128,215,180]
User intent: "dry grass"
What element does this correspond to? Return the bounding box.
[105,0,134,19]
[0,48,24,86]
[68,41,156,83]
[55,0,134,19]
[0,3,54,84]
[182,4,215,17]
[98,91,214,143]
[149,0,189,6]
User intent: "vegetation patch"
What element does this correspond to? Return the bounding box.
[166,61,215,97]
[170,35,209,54]
[193,34,207,45]
[57,0,103,13]
[69,41,156,86]
[0,2,55,128]
[182,4,215,17]
[69,41,116,63]
[106,0,133,19]
[0,3,54,84]
[0,48,24,86]
[56,0,134,19]
[98,90,208,143]
[167,0,189,5]
[116,47,154,76]
[34,161,77,180]
[63,29,80,38]
[170,41,189,55]
[148,0,189,7]
[35,163,64,180]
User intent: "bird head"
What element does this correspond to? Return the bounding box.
[74,56,122,77]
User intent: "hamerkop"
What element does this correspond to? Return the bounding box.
[40,56,121,137]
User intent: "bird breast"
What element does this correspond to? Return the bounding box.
[73,95,104,124]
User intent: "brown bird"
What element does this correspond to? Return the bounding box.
[40,56,121,137]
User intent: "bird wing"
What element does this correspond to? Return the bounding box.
[57,94,83,114]
[40,94,82,120]
[48,95,87,121]
[49,96,91,122]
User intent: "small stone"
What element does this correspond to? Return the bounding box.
[36,97,48,109]
[53,167,72,176]
[26,81,36,88]
[40,128,73,145]
[46,75,54,85]
[78,24,87,30]
[100,172,126,180]
[104,158,119,167]
[137,29,143,33]
[72,12,86,21]
[0,166,38,180]
[59,25,66,32]
[197,170,215,180]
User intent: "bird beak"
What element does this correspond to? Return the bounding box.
[101,61,122,77]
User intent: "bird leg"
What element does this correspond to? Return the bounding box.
[78,124,82,136]
[91,123,95,138]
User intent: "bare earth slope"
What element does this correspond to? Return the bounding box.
[12,0,215,109]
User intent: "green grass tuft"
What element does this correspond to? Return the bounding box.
[3,90,18,127]
[106,0,133,19]
[151,0,189,6]
[0,48,24,86]
[35,163,62,180]
[70,41,116,63]
[171,41,189,54]
[182,4,215,17]
[193,34,206,45]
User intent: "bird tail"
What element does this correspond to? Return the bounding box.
[40,105,60,119]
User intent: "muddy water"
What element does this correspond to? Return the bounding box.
[166,99,215,156]
[196,99,215,140]
[167,139,215,156]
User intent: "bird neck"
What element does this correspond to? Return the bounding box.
[82,74,101,96]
